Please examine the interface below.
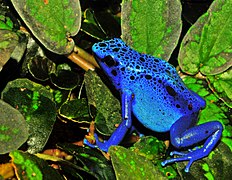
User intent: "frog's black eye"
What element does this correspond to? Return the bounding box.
[102,55,117,67]
[166,86,177,97]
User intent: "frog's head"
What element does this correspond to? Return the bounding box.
[92,38,128,89]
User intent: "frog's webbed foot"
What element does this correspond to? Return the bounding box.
[162,120,223,172]
[161,148,206,172]
[84,133,109,152]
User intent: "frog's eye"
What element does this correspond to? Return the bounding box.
[166,86,177,97]
[102,55,118,67]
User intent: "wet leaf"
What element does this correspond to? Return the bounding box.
[59,98,91,123]
[0,15,14,30]
[57,159,97,180]
[81,9,107,40]
[28,56,56,81]
[84,70,121,136]
[0,29,18,71]
[10,150,63,180]
[121,0,182,60]
[93,10,121,39]
[109,146,167,179]
[207,68,232,108]
[50,63,80,90]
[11,0,82,54]
[130,136,177,179]
[130,136,166,162]
[2,79,56,153]
[179,0,232,75]
[0,100,28,154]
[58,143,115,179]
[176,142,232,179]
[183,76,231,149]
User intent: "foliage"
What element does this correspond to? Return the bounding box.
[0,0,231,179]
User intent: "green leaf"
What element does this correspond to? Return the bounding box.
[207,68,232,108]
[81,9,109,40]
[130,136,178,179]
[0,16,14,30]
[109,146,167,179]
[175,142,232,179]
[11,0,82,54]
[0,100,28,154]
[0,29,19,71]
[50,63,80,90]
[1,79,56,153]
[57,143,116,179]
[179,0,232,75]
[10,150,63,180]
[84,70,121,136]
[28,56,56,81]
[130,136,166,162]
[59,99,91,123]
[121,0,182,60]
[183,76,231,146]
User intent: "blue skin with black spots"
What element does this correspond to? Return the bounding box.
[84,38,223,172]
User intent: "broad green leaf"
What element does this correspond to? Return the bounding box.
[57,143,116,179]
[84,70,121,136]
[179,0,232,75]
[121,0,182,60]
[130,136,166,162]
[2,79,56,153]
[130,136,177,179]
[59,99,91,123]
[10,150,63,180]
[0,100,28,154]
[207,68,232,108]
[11,0,82,54]
[109,146,167,179]
[0,29,18,71]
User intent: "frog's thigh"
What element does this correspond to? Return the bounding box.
[170,116,223,149]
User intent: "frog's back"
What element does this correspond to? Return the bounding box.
[131,76,182,132]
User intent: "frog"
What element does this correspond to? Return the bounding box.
[84,38,223,172]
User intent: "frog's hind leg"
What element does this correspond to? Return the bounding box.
[84,90,133,152]
[161,116,223,172]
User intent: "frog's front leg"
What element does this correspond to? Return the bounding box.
[161,116,223,172]
[84,89,133,152]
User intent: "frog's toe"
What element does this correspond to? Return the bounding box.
[83,138,98,148]
[161,149,206,172]
[170,151,186,156]
[83,133,99,148]
[84,133,110,152]
[161,155,193,172]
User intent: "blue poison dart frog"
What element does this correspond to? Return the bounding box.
[84,38,223,172]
